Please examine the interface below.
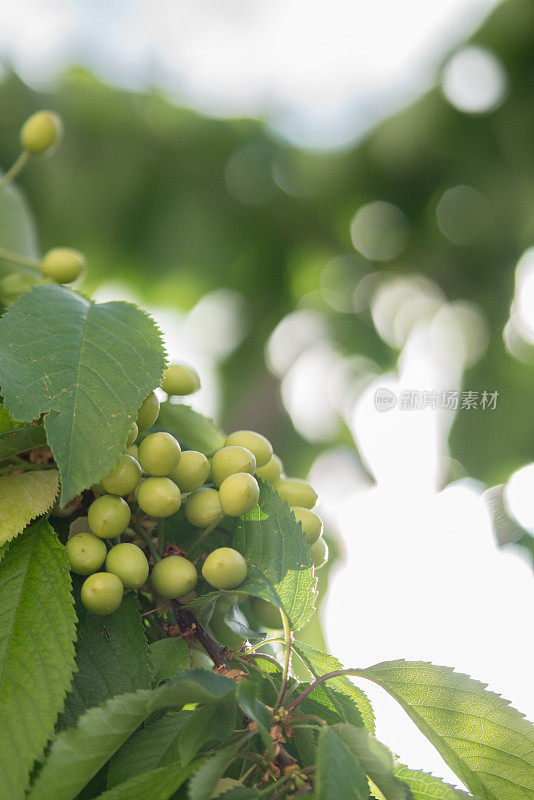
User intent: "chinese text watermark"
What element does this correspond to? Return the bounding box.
[374,388,499,412]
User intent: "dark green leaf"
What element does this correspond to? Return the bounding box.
[95,761,199,800]
[107,711,192,788]
[178,706,217,766]
[0,520,76,800]
[150,637,191,684]
[188,745,240,800]
[61,593,152,728]
[333,724,414,800]
[233,479,317,630]
[28,670,237,800]
[0,422,47,460]
[0,284,166,503]
[316,726,370,800]
[356,660,534,800]
[292,640,375,732]
[158,402,225,456]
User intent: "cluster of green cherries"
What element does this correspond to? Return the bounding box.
[66,362,327,621]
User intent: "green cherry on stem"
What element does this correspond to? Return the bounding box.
[292,507,323,544]
[81,572,124,616]
[256,453,283,484]
[251,596,283,630]
[105,542,149,588]
[190,643,214,670]
[136,391,160,432]
[219,472,259,517]
[169,449,210,492]
[161,362,201,396]
[138,431,181,476]
[41,247,85,284]
[224,430,272,468]
[151,555,198,598]
[20,110,63,154]
[101,453,142,496]
[66,533,107,575]
[202,547,248,590]
[126,422,138,447]
[184,487,223,528]
[88,494,131,539]
[210,445,256,487]
[276,477,317,509]
[310,537,328,569]
[137,476,181,517]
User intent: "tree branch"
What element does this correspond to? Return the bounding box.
[171,600,230,668]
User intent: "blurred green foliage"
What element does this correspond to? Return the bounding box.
[1,0,534,489]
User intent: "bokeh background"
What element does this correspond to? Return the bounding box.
[1,0,533,788]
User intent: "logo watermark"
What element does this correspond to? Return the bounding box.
[374,389,499,412]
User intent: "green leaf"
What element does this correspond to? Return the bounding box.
[185,564,284,623]
[150,637,191,684]
[484,485,525,547]
[316,726,371,800]
[158,401,225,456]
[237,679,274,758]
[94,761,199,800]
[188,745,239,800]
[355,660,534,800]
[0,520,76,800]
[0,284,166,503]
[0,421,47,460]
[292,640,375,733]
[393,765,473,800]
[332,724,414,800]
[28,670,237,800]
[107,711,192,787]
[61,593,152,728]
[0,182,39,260]
[233,479,317,630]
[0,468,59,545]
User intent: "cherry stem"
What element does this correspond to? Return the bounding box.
[274,610,293,711]
[0,150,30,192]
[131,520,160,561]
[158,517,165,557]
[288,668,361,711]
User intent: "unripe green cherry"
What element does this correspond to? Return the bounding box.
[151,555,198,598]
[256,454,283,484]
[170,449,210,493]
[126,422,138,447]
[20,110,63,154]
[161,362,201,396]
[88,494,131,539]
[224,430,272,468]
[292,507,323,544]
[184,487,223,528]
[251,596,283,629]
[138,431,181,476]
[209,599,245,650]
[310,537,328,569]
[210,445,256,487]
[41,248,85,284]
[81,572,124,615]
[202,547,247,590]
[66,533,107,575]
[219,473,259,517]
[136,391,160,432]
[190,644,214,670]
[105,542,149,588]
[102,453,142,496]
[276,477,317,509]
[125,443,138,459]
[137,477,181,517]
